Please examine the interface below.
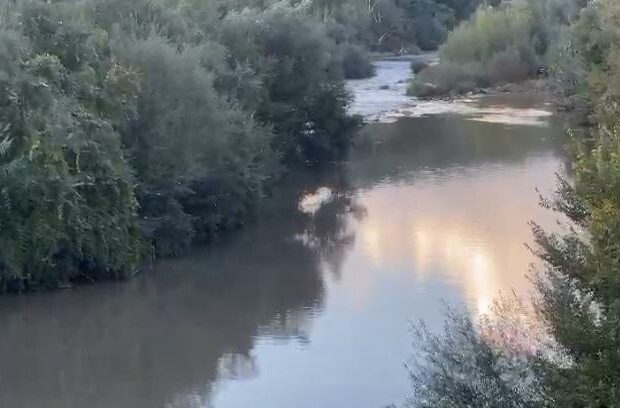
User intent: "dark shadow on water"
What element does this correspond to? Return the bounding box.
[0,167,364,408]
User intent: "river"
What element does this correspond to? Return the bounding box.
[0,57,565,408]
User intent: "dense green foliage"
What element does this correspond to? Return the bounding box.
[0,0,364,290]
[408,1,620,407]
[0,0,489,292]
[0,3,143,290]
[305,0,479,54]
[533,3,620,403]
[408,0,584,97]
[407,302,551,407]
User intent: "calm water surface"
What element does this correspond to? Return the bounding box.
[0,60,565,408]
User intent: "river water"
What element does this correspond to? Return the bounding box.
[0,58,565,408]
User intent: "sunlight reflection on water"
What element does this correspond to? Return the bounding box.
[298,187,333,214]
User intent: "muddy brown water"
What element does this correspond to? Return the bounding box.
[0,60,566,408]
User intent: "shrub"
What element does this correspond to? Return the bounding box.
[0,0,357,291]
[0,4,142,290]
[409,1,555,96]
[220,8,361,166]
[487,47,538,84]
[440,4,539,64]
[406,2,620,407]
[408,61,488,97]
[410,59,429,74]
[342,44,376,79]
[407,307,552,408]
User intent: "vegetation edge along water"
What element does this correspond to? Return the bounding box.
[4,0,620,406]
[403,1,620,407]
[0,0,478,293]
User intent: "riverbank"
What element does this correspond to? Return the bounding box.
[0,56,567,408]
[0,0,360,293]
[406,0,620,405]
[348,59,557,126]
[417,79,551,102]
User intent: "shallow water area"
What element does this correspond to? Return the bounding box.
[348,55,556,127]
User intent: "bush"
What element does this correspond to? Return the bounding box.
[407,306,552,408]
[488,47,538,84]
[111,36,277,256]
[410,59,429,75]
[409,1,553,96]
[440,4,539,64]
[0,0,357,291]
[406,2,620,407]
[0,3,142,290]
[408,81,440,98]
[408,61,489,97]
[220,8,361,166]
[342,44,376,79]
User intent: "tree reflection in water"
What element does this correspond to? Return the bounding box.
[0,166,365,408]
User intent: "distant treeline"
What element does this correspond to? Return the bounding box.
[406,1,620,407]
[409,0,587,97]
[316,0,479,54]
